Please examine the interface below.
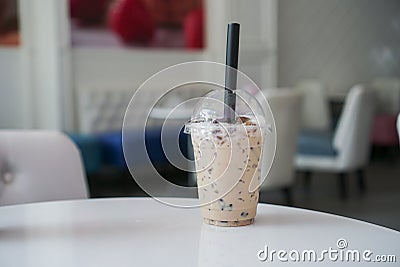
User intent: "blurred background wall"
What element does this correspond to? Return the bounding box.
[0,0,278,131]
[0,0,399,130]
[278,0,400,96]
[0,48,22,128]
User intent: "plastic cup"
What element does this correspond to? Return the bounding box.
[185,89,268,226]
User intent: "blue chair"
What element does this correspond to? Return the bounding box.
[66,133,102,176]
[96,126,189,170]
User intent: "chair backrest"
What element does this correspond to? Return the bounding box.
[333,85,375,170]
[78,85,135,134]
[256,89,303,190]
[0,131,88,206]
[370,78,400,114]
[294,79,331,131]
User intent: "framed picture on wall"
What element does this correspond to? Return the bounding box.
[70,0,205,50]
[0,0,20,46]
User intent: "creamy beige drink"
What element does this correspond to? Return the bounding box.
[191,117,263,226]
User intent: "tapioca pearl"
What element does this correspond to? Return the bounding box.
[225,204,233,211]
[212,129,222,135]
[218,199,226,211]
[240,212,249,217]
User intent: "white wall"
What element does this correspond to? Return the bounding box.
[19,0,71,130]
[278,0,400,95]
[0,49,24,128]
[0,0,71,130]
[71,49,206,130]
[72,49,204,87]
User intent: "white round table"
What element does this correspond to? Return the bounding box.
[0,198,399,266]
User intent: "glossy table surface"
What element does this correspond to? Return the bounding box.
[0,198,399,266]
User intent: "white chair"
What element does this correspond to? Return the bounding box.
[294,79,331,131]
[397,114,400,145]
[256,89,303,205]
[296,85,375,199]
[0,131,88,206]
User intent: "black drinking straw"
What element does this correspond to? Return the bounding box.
[224,23,240,123]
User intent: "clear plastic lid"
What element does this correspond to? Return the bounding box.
[184,89,269,136]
